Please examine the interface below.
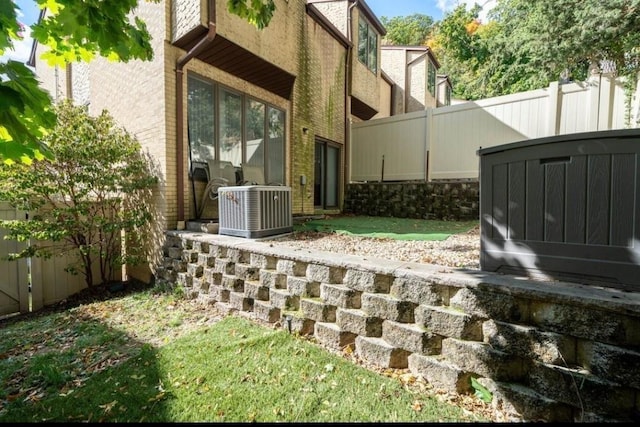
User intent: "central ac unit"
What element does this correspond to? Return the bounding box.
[218,185,293,238]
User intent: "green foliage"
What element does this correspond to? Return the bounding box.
[30,0,158,66]
[0,101,159,287]
[226,0,276,30]
[470,377,492,403]
[0,60,55,162]
[1,0,276,164]
[428,4,493,100]
[432,0,640,100]
[380,13,434,46]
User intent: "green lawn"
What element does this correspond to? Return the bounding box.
[0,285,489,422]
[296,215,478,241]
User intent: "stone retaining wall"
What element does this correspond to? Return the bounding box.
[343,181,479,220]
[157,231,640,423]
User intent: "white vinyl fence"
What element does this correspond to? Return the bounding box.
[0,202,121,317]
[350,74,633,181]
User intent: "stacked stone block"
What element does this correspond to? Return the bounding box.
[158,231,640,423]
[343,180,479,221]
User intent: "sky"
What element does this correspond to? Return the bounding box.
[3,0,496,64]
[366,0,496,22]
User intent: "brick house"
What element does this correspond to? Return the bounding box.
[29,0,396,224]
[28,0,446,280]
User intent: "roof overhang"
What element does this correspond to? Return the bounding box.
[173,28,296,100]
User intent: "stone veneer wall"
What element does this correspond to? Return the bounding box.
[343,181,479,220]
[157,232,640,423]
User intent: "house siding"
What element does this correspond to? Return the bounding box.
[291,13,348,214]
[31,0,393,232]
[173,0,207,41]
[380,48,405,113]
[381,46,439,114]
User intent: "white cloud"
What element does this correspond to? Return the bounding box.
[436,0,497,23]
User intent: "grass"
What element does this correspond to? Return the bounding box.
[296,214,478,241]
[0,284,490,423]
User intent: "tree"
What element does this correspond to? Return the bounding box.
[432,0,640,100]
[380,13,434,46]
[487,0,640,91]
[0,101,159,287]
[427,4,493,99]
[0,0,276,164]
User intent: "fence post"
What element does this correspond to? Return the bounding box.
[587,70,601,131]
[426,108,433,181]
[597,74,615,130]
[547,81,560,136]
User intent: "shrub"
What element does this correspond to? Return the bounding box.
[0,101,159,287]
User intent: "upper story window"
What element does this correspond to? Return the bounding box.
[428,61,436,97]
[358,17,378,74]
[445,85,451,106]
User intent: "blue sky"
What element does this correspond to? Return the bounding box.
[366,0,445,20]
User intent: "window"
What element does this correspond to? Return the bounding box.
[187,77,215,164]
[358,17,377,74]
[445,85,451,106]
[187,74,285,185]
[428,61,436,97]
[219,88,242,166]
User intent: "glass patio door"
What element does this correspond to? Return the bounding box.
[314,139,340,209]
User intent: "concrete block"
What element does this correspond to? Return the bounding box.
[336,308,382,337]
[355,336,410,369]
[343,269,392,293]
[221,275,244,292]
[442,338,524,381]
[408,353,472,394]
[243,280,270,301]
[254,300,280,323]
[270,288,300,310]
[260,269,287,289]
[215,258,235,274]
[361,293,416,323]
[287,276,320,297]
[382,320,440,355]
[321,283,361,309]
[235,263,260,281]
[315,322,356,350]
[187,263,203,277]
[300,298,336,322]
[277,259,307,276]
[197,253,216,268]
[229,291,253,312]
[306,263,344,284]
[416,304,483,341]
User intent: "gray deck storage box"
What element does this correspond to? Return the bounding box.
[218,185,293,238]
[478,129,640,291]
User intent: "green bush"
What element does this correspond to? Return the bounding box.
[0,101,159,287]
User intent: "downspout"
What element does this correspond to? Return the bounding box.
[344,0,358,207]
[175,0,217,228]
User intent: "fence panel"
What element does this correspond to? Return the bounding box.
[351,110,428,182]
[1,202,123,315]
[350,75,632,182]
[0,203,29,316]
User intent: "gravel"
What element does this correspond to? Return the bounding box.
[268,225,481,269]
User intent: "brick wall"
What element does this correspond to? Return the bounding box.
[157,232,640,423]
